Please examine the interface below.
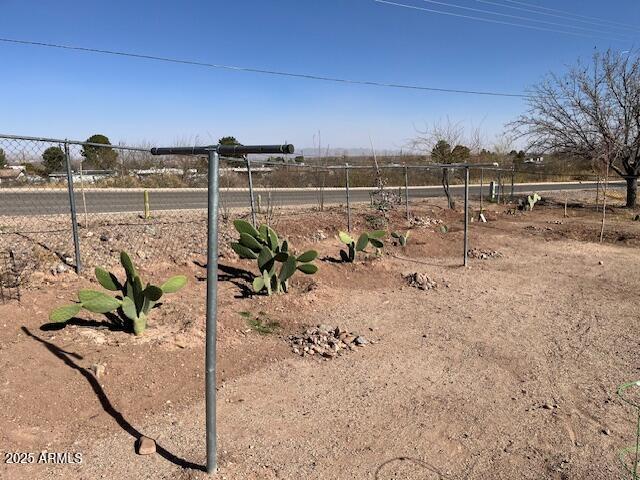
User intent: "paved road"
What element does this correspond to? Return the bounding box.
[0,181,622,216]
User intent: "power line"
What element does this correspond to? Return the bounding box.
[0,36,528,98]
[418,0,630,39]
[491,0,640,31]
[376,0,628,41]
[477,0,640,33]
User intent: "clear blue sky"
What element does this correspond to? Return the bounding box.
[1,0,638,150]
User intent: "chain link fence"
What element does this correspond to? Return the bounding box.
[1,133,622,293]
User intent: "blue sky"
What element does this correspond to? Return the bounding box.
[1,0,638,150]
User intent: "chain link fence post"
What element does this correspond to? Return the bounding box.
[479,167,484,213]
[510,166,515,201]
[64,141,82,273]
[345,163,352,232]
[464,166,470,267]
[404,164,410,221]
[245,157,257,226]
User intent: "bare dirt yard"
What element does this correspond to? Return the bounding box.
[1,191,640,479]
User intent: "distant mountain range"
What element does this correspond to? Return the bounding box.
[296,147,410,157]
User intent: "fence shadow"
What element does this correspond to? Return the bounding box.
[193,260,255,298]
[21,326,206,472]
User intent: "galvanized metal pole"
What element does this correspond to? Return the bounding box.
[463,167,469,267]
[345,163,352,232]
[510,166,515,201]
[64,142,82,273]
[479,168,484,212]
[404,164,410,221]
[205,149,219,474]
[246,157,257,226]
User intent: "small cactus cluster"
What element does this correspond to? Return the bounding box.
[49,251,187,335]
[527,192,541,211]
[391,230,411,247]
[338,230,385,262]
[231,220,318,295]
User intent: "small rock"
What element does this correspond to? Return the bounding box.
[343,335,356,344]
[56,264,68,274]
[91,363,106,378]
[602,428,611,436]
[99,234,111,242]
[598,261,604,266]
[289,326,368,359]
[354,336,368,346]
[136,436,156,455]
[404,272,438,291]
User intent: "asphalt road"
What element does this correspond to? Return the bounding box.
[0,181,622,216]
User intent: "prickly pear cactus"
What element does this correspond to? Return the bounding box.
[527,193,541,211]
[251,249,318,296]
[391,230,410,247]
[231,219,289,260]
[49,251,187,335]
[231,220,318,296]
[339,230,385,262]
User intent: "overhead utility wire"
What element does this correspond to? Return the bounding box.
[476,0,640,33]
[492,0,640,31]
[0,36,528,98]
[376,0,628,41]
[418,0,630,39]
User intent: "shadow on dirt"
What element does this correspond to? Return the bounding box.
[21,326,206,472]
[39,310,149,334]
[40,316,127,332]
[374,456,454,480]
[193,260,255,298]
[320,255,343,264]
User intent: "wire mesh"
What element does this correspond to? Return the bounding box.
[0,134,490,278]
[2,133,625,282]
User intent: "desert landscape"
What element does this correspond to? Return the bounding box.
[1,191,639,479]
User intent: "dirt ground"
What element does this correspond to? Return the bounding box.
[1,191,640,479]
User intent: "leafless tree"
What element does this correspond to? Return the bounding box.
[511,49,640,208]
[411,118,481,208]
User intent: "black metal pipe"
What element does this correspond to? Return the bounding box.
[218,144,294,156]
[150,144,294,156]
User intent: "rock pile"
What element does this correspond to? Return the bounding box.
[409,216,443,227]
[403,272,438,291]
[288,324,368,358]
[467,248,502,260]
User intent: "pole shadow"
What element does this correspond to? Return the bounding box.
[21,326,206,472]
[374,456,452,480]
